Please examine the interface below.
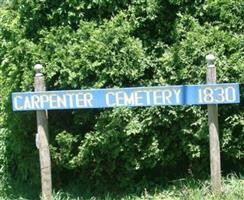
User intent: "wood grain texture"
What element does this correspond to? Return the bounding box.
[207,58,221,194]
[35,68,52,200]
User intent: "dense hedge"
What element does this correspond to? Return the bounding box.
[0,0,243,190]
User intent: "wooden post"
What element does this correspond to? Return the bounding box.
[206,54,221,194]
[34,64,52,200]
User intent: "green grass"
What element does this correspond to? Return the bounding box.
[0,175,244,200]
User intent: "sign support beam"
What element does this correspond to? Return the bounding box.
[11,56,240,198]
[12,83,240,111]
[34,64,52,200]
[206,54,221,193]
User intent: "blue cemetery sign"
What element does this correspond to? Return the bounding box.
[12,83,240,111]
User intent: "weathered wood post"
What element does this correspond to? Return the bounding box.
[34,64,52,200]
[206,54,221,193]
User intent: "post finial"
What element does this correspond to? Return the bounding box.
[206,54,216,68]
[34,64,43,76]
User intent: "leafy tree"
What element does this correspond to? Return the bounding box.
[0,0,243,191]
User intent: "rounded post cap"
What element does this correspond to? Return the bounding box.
[34,64,43,74]
[206,54,216,68]
[206,54,215,62]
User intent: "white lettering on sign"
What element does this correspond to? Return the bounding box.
[57,95,67,107]
[66,94,74,108]
[12,83,239,111]
[198,86,236,104]
[225,86,236,102]
[173,89,181,104]
[144,90,151,105]
[40,95,49,108]
[14,92,94,110]
[215,87,225,102]
[153,90,163,105]
[116,92,125,106]
[124,92,134,105]
[153,89,172,105]
[106,92,115,107]
[24,96,32,110]
[49,95,58,109]
[14,95,23,110]
[105,88,181,107]
[164,89,172,104]
[134,91,144,106]
[76,93,93,107]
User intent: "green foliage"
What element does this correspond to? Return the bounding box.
[0,0,243,191]
[51,131,78,169]
[197,0,244,33]
[39,13,149,89]
[11,0,131,39]
[0,175,244,199]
